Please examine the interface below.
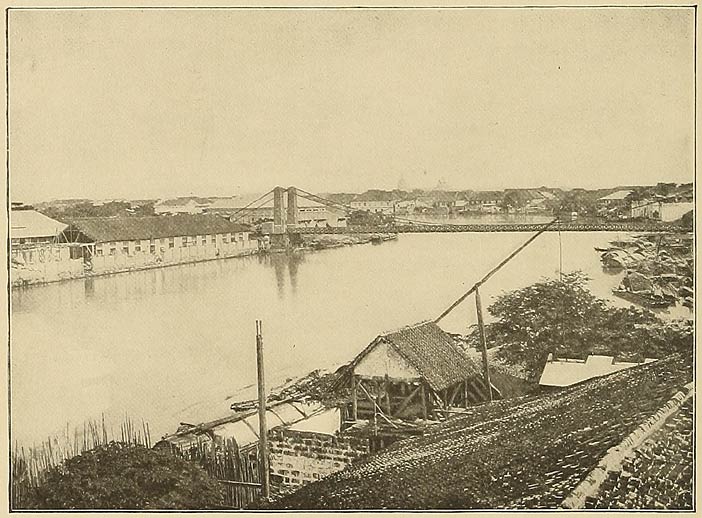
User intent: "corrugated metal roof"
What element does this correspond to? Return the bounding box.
[162,400,326,451]
[539,354,656,387]
[10,210,67,239]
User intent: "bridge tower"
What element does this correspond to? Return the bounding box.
[286,186,298,227]
[271,186,289,249]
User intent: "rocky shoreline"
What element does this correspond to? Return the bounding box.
[597,233,693,309]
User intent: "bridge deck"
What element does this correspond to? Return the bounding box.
[287,222,687,234]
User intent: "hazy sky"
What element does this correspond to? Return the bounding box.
[8,7,695,202]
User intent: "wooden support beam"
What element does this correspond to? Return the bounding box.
[447,384,462,407]
[384,374,392,415]
[255,320,270,500]
[394,384,422,417]
[350,371,358,422]
[463,380,469,409]
[420,383,428,420]
[475,287,493,402]
[467,378,488,402]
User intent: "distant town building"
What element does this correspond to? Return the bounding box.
[539,353,656,388]
[154,196,213,215]
[349,190,402,214]
[597,189,634,207]
[631,198,694,222]
[10,209,67,246]
[462,191,503,213]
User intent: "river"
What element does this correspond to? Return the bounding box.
[9,230,692,445]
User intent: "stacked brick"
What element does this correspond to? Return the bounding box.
[268,428,370,488]
[585,397,693,510]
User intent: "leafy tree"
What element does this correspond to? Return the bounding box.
[470,272,692,381]
[25,442,223,510]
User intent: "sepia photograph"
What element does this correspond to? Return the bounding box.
[4,4,697,512]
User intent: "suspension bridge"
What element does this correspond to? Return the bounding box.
[225,186,688,242]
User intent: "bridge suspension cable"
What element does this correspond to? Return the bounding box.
[226,189,276,224]
[228,189,275,225]
[434,217,560,323]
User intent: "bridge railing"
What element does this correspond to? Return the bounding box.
[286,222,688,234]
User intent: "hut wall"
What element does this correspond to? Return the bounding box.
[268,428,370,488]
[354,341,421,381]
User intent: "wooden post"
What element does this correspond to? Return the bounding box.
[384,374,391,416]
[351,372,358,422]
[475,286,493,402]
[420,382,427,420]
[255,320,270,500]
[463,379,468,409]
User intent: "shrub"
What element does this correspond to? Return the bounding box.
[24,442,223,510]
[469,272,693,381]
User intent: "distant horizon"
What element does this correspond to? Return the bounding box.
[13,179,694,206]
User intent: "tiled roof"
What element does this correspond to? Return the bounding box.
[584,397,693,510]
[273,354,692,510]
[599,190,634,201]
[63,215,251,243]
[352,190,402,203]
[466,191,504,202]
[360,322,483,392]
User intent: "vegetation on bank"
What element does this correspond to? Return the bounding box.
[467,272,693,381]
[22,442,223,510]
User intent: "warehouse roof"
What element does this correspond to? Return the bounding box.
[62,215,251,243]
[10,210,67,239]
[274,354,692,510]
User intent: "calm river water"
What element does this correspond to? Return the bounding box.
[10,230,692,445]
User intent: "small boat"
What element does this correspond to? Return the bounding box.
[370,235,383,245]
[612,288,671,308]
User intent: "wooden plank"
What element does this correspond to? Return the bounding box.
[394,384,422,417]
[475,287,493,402]
[448,384,461,407]
[351,371,358,421]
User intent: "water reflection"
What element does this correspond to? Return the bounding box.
[9,232,692,445]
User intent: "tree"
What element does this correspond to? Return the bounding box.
[470,272,692,381]
[25,442,223,510]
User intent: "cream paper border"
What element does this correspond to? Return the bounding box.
[0,2,698,517]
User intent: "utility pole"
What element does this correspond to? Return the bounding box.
[255,320,270,500]
[474,286,493,402]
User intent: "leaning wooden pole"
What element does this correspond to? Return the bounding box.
[434,218,559,323]
[255,320,270,500]
[474,287,493,402]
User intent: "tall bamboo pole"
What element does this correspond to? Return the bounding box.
[255,320,270,499]
[474,287,493,402]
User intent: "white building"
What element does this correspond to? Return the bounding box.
[539,354,656,388]
[154,197,212,215]
[10,209,67,246]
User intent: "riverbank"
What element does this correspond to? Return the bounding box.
[10,233,398,289]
